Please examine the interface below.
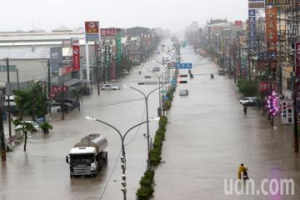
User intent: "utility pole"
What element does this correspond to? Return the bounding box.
[223,33,226,70]
[292,71,299,153]
[47,60,51,116]
[233,39,237,83]
[0,91,6,161]
[61,75,65,120]
[6,58,12,138]
[95,42,100,96]
[238,37,242,79]
[294,41,300,153]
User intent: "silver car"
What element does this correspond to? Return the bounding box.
[101,84,120,90]
[15,121,41,132]
[179,90,189,96]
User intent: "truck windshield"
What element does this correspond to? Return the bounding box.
[70,154,95,164]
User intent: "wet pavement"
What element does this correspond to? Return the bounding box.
[153,46,300,199]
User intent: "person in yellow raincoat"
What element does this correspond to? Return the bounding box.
[238,163,248,180]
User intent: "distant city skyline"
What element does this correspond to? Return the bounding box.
[0,0,248,32]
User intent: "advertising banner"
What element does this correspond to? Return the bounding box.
[110,62,117,80]
[259,81,269,92]
[295,42,300,126]
[235,20,243,26]
[265,0,289,6]
[248,9,256,53]
[248,0,265,9]
[50,47,62,75]
[72,40,80,71]
[105,46,111,67]
[85,21,99,41]
[59,65,73,76]
[116,34,122,63]
[51,86,68,93]
[100,28,121,36]
[266,7,277,52]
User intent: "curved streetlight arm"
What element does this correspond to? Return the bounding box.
[129,86,146,99]
[124,120,148,139]
[146,87,159,99]
[86,117,123,141]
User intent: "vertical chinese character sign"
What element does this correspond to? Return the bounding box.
[295,42,300,128]
[72,39,80,71]
[116,34,122,63]
[265,7,277,53]
[248,9,256,53]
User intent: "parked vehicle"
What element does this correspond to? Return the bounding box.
[66,134,108,178]
[240,97,259,106]
[179,90,189,96]
[218,69,226,75]
[101,84,120,90]
[152,67,160,72]
[51,102,73,113]
[15,121,41,132]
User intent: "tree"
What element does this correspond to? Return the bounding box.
[72,87,84,112]
[13,82,47,120]
[13,119,34,151]
[237,79,258,97]
[39,122,53,134]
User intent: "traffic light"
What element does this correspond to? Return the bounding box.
[178,80,188,84]
[120,156,126,170]
[178,74,188,78]
[121,181,127,187]
[121,163,126,170]
[121,187,127,193]
[122,174,126,180]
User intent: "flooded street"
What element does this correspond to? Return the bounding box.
[153,46,300,199]
[1,45,300,200]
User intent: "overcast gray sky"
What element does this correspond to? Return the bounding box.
[1,0,248,32]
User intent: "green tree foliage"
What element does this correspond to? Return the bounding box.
[237,79,258,97]
[13,82,47,120]
[39,122,53,134]
[72,86,84,111]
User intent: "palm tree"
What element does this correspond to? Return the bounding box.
[13,119,34,151]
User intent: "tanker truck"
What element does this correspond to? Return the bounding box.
[66,134,108,177]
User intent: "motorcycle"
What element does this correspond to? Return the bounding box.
[243,169,249,180]
[243,106,247,114]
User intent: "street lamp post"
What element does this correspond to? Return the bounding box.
[144,69,166,116]
[85,116,150,200]
[125,86,159,169]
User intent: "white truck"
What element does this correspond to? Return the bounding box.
[66,134,108,177]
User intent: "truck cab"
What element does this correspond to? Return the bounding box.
[66,134,108,178]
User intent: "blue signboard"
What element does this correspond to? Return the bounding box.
[171,79,177,86]
[0,65,17,72]
[248,9,256,54]
[258,52,277,59]
[176,63,192,69]
[163,95,169,100]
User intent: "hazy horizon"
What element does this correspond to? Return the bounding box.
[0,0,248,32]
